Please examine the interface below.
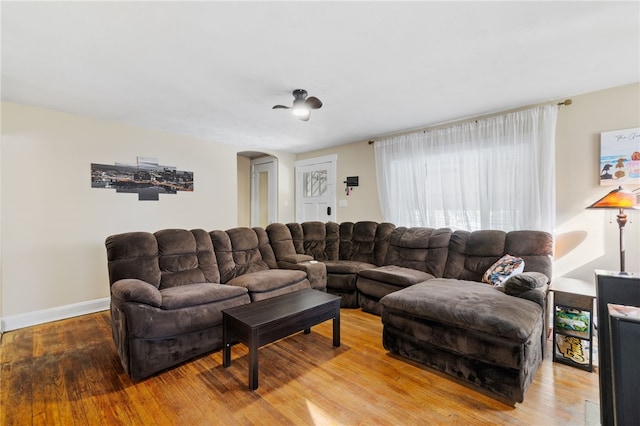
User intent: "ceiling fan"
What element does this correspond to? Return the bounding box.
[272,89,322,121]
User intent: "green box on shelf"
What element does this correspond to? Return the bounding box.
[555,306,590,336]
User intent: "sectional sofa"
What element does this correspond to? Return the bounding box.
[105,221,552,403]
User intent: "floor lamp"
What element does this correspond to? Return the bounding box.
[586,186,637,273]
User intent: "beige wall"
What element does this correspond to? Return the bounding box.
[236,152,296,228]
[276,151,296,224]
[0,103,297,327]
[236,156,251,227]
[0,102,241,320]
[0,104,3,331]
[2,83,637,327]
[297,140,383,223]
[554,83,640,280]
[298,83,640,280]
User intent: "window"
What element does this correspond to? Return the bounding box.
[374,105,558,232]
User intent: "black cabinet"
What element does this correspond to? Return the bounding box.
[608,304,640,426]
[595,270,640,426]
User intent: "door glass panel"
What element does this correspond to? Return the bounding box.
[304,170,327,198]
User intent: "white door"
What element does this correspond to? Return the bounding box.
[295,155,337,222]
[251,156,277,227]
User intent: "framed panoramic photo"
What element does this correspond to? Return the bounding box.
[91,156,193,200]
[599,127,640,186]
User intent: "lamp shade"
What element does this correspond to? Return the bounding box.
[586,186,636,209]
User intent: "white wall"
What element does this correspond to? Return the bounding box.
[0,102,241,325]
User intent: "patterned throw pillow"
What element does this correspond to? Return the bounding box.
[482,254,525,286]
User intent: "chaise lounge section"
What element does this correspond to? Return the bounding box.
[380,229,553,402]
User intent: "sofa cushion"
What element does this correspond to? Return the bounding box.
[292,221,340,261]
[265,223,298,260]
[106,232,161,287]
[226,269,308,293]
[122,292,251,340]
[281,254,314,263]
[300,221,329,259]
[159,283,249,310]
[359,265,434,287]
[211,228,271,283]
[156,229,221,289]
[380,279,542,341]
[383,227,451,277]
[324,260,377,274]
[504,272,549,295]
[482,254,525,286]
[339,221,395,265]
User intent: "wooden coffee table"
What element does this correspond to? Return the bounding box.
[222,288,341,390]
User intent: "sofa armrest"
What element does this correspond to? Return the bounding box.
[512,286,548,310]
[111,279,162,307]
[280,254,314,264]
[277,260,327,291]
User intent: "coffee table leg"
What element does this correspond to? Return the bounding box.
[304,328,311,334]
[249,329,259,390]
[333,309,341,347]
[223,316,231,367]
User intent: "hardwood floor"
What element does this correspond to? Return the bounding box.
[1,308,599,425]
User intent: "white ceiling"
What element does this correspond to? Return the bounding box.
[2,1,639,154]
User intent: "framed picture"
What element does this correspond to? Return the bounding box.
[599,127,640,186]
[91,156,193,201]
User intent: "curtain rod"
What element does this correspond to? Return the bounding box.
[368,99,572,145]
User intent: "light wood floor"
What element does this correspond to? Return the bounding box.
[1,308,599,425]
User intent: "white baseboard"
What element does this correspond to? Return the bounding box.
[1,297,110,332]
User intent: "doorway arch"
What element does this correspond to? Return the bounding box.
[237,151,278,228]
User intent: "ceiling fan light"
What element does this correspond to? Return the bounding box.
[292,107,309,118]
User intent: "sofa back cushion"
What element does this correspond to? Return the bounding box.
[504,230,554,279]
[253,227,278,269]
[266,223,298,260]
[105,229,220,289]
[155,229,220,289]
[443,229,552,281]
[383,227,452,277]
[210,227,271,283]
[339,221,395,266]
[287,221,340,261]
[106,231,161,287]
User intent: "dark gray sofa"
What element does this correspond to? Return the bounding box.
[105,227,312,380]
[106,221,552,403]
[266,221,395,307]
[266,222,552,402]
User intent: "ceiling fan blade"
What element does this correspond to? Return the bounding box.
[272,105,290,109]
[305,96,322,110]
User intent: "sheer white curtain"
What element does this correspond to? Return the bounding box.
[374,105,557,232]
